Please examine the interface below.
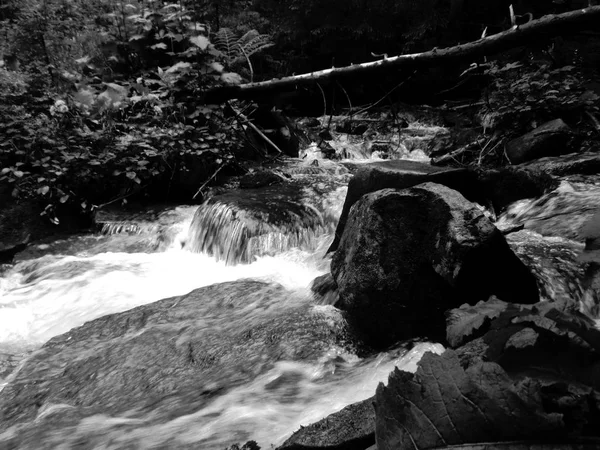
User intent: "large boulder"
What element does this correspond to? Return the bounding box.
[0,280,362,449]
[331,183,539,347]
[327,160,555,253]
[327,161,478,253]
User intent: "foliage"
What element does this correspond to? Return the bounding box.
[376,297,600,448]
[0,0,274,224]
[481,61,600,133]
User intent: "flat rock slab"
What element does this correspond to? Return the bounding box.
[278,397,375,450]
[0,280,361,448]
[519,151,600,176]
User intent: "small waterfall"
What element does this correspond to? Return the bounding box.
[187,176,348,265]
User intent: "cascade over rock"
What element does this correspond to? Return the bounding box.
[331,182,539,347]
[188,180,343,264]
[0,280,362,448]
[327,160,554,253]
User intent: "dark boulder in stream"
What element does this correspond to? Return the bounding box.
[0,280,363,449]
[331,182,539,347]
[328,160,555,253]
[327,160,476,253]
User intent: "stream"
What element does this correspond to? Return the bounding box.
[0,136,598,448]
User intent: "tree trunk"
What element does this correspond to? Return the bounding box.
[204,6,600,103]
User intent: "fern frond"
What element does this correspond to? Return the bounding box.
[213,28,238,61]
[236,31,273,59]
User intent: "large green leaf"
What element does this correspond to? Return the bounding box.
[375,350,586,450]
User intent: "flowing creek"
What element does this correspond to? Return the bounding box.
[0,134,598,447]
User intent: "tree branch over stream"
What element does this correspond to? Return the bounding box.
[205,6,600,102]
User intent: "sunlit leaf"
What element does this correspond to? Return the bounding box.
[38,186,50,195]
[60,194,70,203]
[221,72,242,85]
[189,35,209,50]
[126,171,137,179]
[151,43,168,50]
[166,61,192,73]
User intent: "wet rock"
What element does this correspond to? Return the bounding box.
[0,198,92,261]
[0,233,29,264]
[336,122,369,136]
[319,128,334,140]
[311,273,339,306]
[327,160,480,253]
[474,166,558,213]
[328,162,559,253]
[518,151,600,176]
[505,118,574,164]
[226,442,261,450]
[331,183,539,347]
[239,170,286,189]
[0,280,362,448]
[578,211,600,318]
[277,397,375,450]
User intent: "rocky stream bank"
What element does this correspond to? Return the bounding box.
[1,105,600,449]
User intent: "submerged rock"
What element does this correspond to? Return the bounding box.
[0,280,362,449]
[277,397,375,450]
[310,273,339,306]
[331,183,539,347]
[187,182,340,264]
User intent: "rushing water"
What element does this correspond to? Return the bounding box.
[1,147,598,448]
[0,157,447,449]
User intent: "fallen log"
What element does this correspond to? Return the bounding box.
[204,6,600,103]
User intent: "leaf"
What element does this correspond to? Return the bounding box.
[189,35,209,50]
[38,186,50,195]
[151,43,167,50]
[166,62,191,73]
[126,171,137,179]
[221,72,242,85]
[446,297,511,347]
[60,195,70,203]
[13,170,24,178]
[375,351,564,450]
